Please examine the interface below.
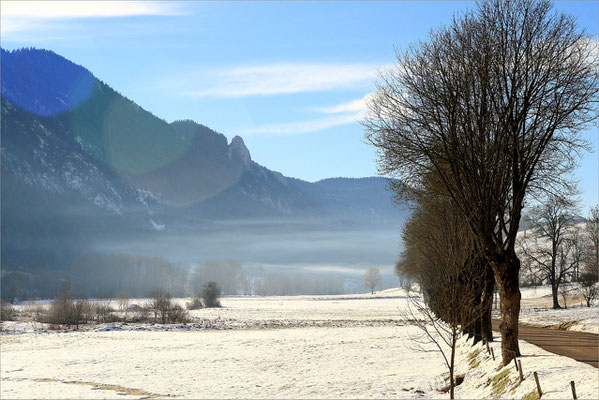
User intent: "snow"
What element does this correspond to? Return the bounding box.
[520,285,554,299]
[2,289,597,399]
[1,327,446,399]
[454,336,598,399]
[499,285,599,334]
[516,306,599,334]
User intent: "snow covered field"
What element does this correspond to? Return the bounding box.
[2,288,598,399]
[503,285,599,333]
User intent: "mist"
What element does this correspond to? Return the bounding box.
[1,216,405,300]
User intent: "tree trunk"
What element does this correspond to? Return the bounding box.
[472,315,482,345]
[464,322,473,339]
[551,285,561,309]
[481,264,494,343]
[470,290,482,345]
[491,251,521,365]
[450,326,456,400]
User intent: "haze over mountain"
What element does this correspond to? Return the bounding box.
[1,48,408,296]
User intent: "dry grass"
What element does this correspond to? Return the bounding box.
[34,378,177,398]
[468,347,483,369]
[522,389,540,399]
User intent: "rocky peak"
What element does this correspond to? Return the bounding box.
[229,135,251,168]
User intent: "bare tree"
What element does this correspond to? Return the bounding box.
[117,291,130,321]
[519,195,580,308]
[147,289,188,323]
[363,267,383,294]
[579,269,598,307]
[578,207,599,306]
[364,0,598,364]
[46,275,90,329]
[0,301,17,321]
[584,206,599,274]
[148,289,173,324]
[399,192,484,399]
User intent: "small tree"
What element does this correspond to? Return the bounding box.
[47,275,72,326]
[94,301,115,323]
[186,293,204,310]
[579,268,599,307]
[399,201,483,399]
[148,289,173,324]
[117,291,130,312]
[584,206,599,276]
[201,282,222,308]
[0,300,17,321]
[363,267,383,294]
[46,275,89,329]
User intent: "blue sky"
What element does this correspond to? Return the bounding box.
[1,1,597,212]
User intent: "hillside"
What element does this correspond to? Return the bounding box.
[1,48,408,292]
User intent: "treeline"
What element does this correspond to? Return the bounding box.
[364,0,598,370]
[72,252,189,298]
[0,276,223,328]
[1,253,345,301]
[252,271,344,296]
[518,200,599,308]
[396,176,495,345]
[187,259,343,296]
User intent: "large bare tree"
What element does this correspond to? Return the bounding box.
[519,195,580,308]
[364,0,598,364]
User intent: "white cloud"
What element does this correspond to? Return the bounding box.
[239,114,360,136]
[1,1,183,36]
[236,91,376,136]
[181,63,382,98]
[172,65,380,135]
[1,1,182,19]
[314,93,374,114]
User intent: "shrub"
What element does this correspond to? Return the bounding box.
[147,290,189,323]
[45,275,93,329]
[46,298,90,329]
[201,281,222,308]
[128,308,151,323]
[25,303,46,322]
[94,303,116,323]
[0,300,17,321]
[579,271,599,307]
[148,289,173,324]
[186,294,204,310]
[167,304,189,323]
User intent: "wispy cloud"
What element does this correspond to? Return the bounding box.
[177,63,382,98]
[1,1,184,36]
[235,91,375,136]
[313,93,373,114]
[239,114,361,136]
[239,93,373,136]
[1,1,182,20]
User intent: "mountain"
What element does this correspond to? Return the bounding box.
[1,48,408,288]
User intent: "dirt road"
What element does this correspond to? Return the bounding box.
[491,319,598,368]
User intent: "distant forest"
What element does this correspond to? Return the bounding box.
[1,254,345,301]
